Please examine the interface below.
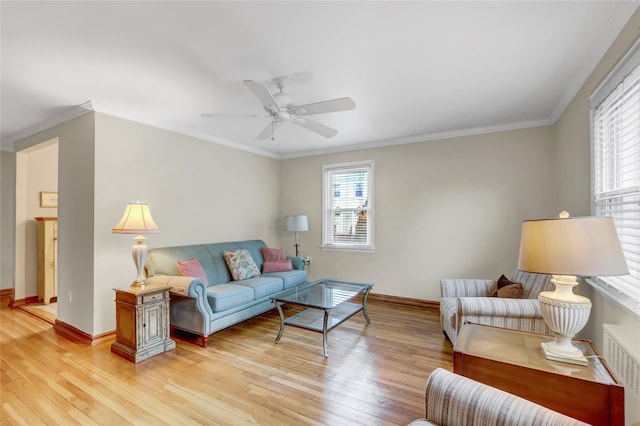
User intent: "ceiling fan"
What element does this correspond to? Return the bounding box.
[201,77,356,140]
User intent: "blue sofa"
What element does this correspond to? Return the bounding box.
[144,239,307,346]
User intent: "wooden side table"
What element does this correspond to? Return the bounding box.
[453,323,624,426]
[111,284,176,363]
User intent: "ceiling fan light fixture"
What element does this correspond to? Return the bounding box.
[274,92,292,106]
[202,77,355,140]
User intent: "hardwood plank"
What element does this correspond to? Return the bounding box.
[0,295,453,424]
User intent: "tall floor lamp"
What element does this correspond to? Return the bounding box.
[285,214,308,257]
[518,211,628,365]
[112,202,159,286]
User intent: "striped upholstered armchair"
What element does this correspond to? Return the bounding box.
[440,270,554,345]
[409,369,588,426]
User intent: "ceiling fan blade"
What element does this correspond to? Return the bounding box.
[244,80,281,112]
[201,113,269,118]
[291,117,338,138]
[257,120,283,140]
[292,97,356,116]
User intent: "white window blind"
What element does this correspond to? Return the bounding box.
[322,160,374,251]
[590,40,640,310]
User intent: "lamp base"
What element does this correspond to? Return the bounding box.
[540,341,588,366]
[130,279,147,288]
[131,235,148,287]
[538,274,591,367]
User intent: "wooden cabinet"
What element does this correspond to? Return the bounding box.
[35,217,57,304]
[111,284,176,363]
[453,323,624,426]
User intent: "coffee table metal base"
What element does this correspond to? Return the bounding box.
[273,282,372,357]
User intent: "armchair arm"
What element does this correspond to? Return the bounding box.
[423,369,587,426]
[458,297,542,318]
[440,279,496,298]
[147,274,207,298]
[287,256,306,270]
[457,297,552,335]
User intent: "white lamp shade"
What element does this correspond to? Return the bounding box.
[285,215,309,232]
[518,216,628,277]
[112,203,159,234]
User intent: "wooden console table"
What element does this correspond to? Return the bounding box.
[454,323,624,426]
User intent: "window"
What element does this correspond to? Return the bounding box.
[590,39,640,314]
[322,160,374,252]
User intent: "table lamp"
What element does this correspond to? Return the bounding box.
[285,214,308,257]
[112,202,159,286]
[518,211,628,365]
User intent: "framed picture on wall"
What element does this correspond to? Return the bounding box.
[40,191,58,208]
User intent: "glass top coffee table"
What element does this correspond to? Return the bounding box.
[272,279,374,357]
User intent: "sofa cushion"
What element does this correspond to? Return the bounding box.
[234,276,284,299]
[223,249,261,281]
[177,258,209,285]
[263,269,307,289]
[206,283,254,312]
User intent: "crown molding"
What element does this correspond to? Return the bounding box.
[2,99,279,159]
[278,118,554,160]
[88,101,279,159]
[2,101,96,151]
[3,99,553,160]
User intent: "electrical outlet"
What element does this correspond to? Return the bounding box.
[304,256,311,265]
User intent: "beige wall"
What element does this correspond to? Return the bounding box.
[92,113,281,333]
[556,8,640,424]
[13,114,96,333]
[7,113,282,335]
[1,150,16,290]
[280,126,558,300]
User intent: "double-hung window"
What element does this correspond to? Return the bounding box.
[322,160,374,252]
[590,39,640,314]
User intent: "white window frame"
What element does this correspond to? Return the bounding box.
[589,38,640,319]
[321,160,374,252]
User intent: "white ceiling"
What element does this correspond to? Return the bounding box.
[2,1,638,159]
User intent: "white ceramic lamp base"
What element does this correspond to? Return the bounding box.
[538,275,592,366]
[130,235,148,287]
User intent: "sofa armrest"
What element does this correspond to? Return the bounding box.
[424,368,588,426]
[457,296,542,318]
[147,274,207,298]
[440,279,496,298]
[287,256,306,271]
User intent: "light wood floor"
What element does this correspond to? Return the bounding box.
[1,296,453,425]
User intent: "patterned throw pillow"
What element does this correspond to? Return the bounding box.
[177,258,209,285]
[223,249,261,281]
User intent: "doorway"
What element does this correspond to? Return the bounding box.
[13,138,59,323]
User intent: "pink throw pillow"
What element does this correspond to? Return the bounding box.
[262,260,293,273]
[177,258,209,285]
[261,247,287,262]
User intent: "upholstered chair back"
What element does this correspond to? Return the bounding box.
[511,270,554,299]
